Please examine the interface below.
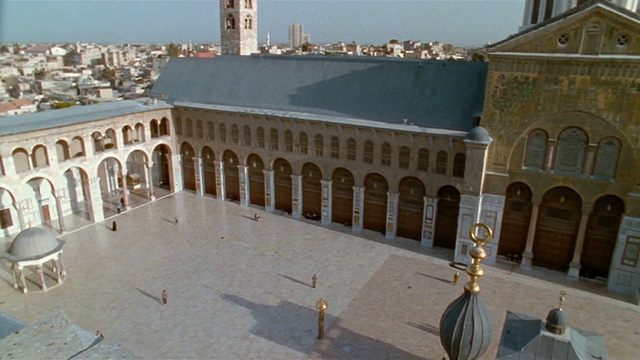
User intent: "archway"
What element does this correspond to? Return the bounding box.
[581,195,624,279]
[434,185,460,248]
[181,142,196,192]
[202,146,217,196]
[97,157,125,215]
[363,173,388,234]
[273,158,292,213]
[25,177,62,231]
[397,177,425,241]
[62,166,90,222]
[151,144,172,190]
[125,150,151,204]
[247,154,265,206]
[302,163,322,218]
[0,187,20,237]
[533,187,581,272]
[498,182,533,259]
[331,168,354,226]
[223,150,240,201]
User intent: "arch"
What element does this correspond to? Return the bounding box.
[245,0,253,9]
[226,0,234,9]
[25,176,60,229]
[62,166,90,220]
[244,15,253,30]
[150,118,160,138]
[226,14,236,30]
[122,125,134,145]
[71,136,86,158]
[219,123,227,143]
[314,134,324,156]
[453,153,466,178]
[270,128,279,150]
[196,119,204,139]
[347,138,356,161]
[285,130,293,152]
[257,127,265,148]
[12,148,30,173]
[232,124,240,144]
[104,128,117,150]
[436,151,448,174]
[273,158,292,213]
[151,144,172,190]
[592,136,621,179]
[207,121,215,141]
[418,148,429,172]
[247,154,265,206]
[185,118,193,137]
[181,142,196,191]
[331,136,340,159]
[134,123,146,143]
[381,142,391,166]
[399,146,410,169]
[363,141,374,164]
[91,131,104,153]
[581,195,624,279]
[124,150,150,198]
[175,117,182,136]
[434,185,460,248]
[302,163,322,218]
[533,187,582,272]
[299,132,308,154]
[554,127,588,173]
[498,182,533,259]
[96,157,124,214]
[202,146,217,196]
[363,173,388,233]
[31,144,49,169]
[159,117,170,136]
[524,129,548,169]
[244,125,252,146]
[223,150,240,201]
[331,168,354,226]
[397,177,425,241]
[0,186,19,236]
[55,140,71,163]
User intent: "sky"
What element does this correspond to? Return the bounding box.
[0,0,525,48]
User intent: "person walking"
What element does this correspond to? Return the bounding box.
[312,274,317,288]
[162,289,168,304]
[174,216,178,225]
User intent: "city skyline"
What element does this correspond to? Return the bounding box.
[0,0,525,48]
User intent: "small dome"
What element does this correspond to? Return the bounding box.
[545,308,567,335]
[465,126,492,144]
[9,228,60,260]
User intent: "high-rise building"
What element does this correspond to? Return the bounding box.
[220,0,258,55]
[289,23,305,48]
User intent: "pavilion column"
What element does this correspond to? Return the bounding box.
[239,165,250,207]
[146,162,155,201]
[421,196,438,248]
[385,192,399,240]
[52,259,61,283]
[11,263,19,289]
[321,179,332,226]
[263,169,275,212]
[85,176,105,223]
[291,175,303,219]
[194,157,204,196]
[352,186,364,233]
[58,252,66,277]
[214,161,226,201]
[38,265,46,291]
[19,265,27,293]
[12,202,25,231]
[568,205,593,279]
[521,195,542,269]
[54,192,65,233]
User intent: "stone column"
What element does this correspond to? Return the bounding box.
[239,165,250,207]
[39,265,46,291]
[85,177,105,223]
[321,179,332,226]
[121,173,129,210]
[544,139,556,171]
[146,162,155,201]
[291,175,303,219]
[12,202,25,231]
[385,192,399,240]
[215,161,226,201]
[453,195,481,264]
[352,186,364,233]
[19,265,27,293]
[421,196,438,248]
[194,157,204,196]
[171,154,183,193]
[568,205,593,279]
[54,192,65,233]
[521,195,542,269]
[264,169,275,212]
[110,163,120,193]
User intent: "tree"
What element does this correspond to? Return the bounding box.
[0,45,9,53]
[167,43,181,57]
[389,39,399,44]
[301,42,311,52]
[471,53,486,62]
[98,67,116,81]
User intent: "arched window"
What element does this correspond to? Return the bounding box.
[593,137,621,179]
[436,151,448,174]
[56,140,70,162]
[185,118,193,137]
[219,123,227,143]
[363,141,374,164]
[243,125,252,146]
[381,142,391,166]
[524,129,548,170]
[347,138,356,161]
[32,145,49,169]
[399,146,410,169]
[555,127,588,173]
[196,120,203,138]
[257,127,265,148]
[175,118,182,136]
[299,132,308,154]
[226,14,236,30]
[285,130,293,152]
[315,135,324,156]
[245,0,252,9]
[453,153,466,178]
[231,125,239,144]
[331,136,339,159]
[270,128,279,150]
[226,0,234,9]
[244,15,253,30]
[208,121,215,141]
[12,148,30,173]
[418,148,429,171]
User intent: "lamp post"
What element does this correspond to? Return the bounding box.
[316,298,327,339]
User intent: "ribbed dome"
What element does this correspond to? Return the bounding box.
[465,126,492,144]
[439,289,493,360]
[545,308,567,335]
[9,228,60,259]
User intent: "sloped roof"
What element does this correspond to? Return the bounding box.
[150,55,488,132]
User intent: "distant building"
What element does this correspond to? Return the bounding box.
[289,23,306,48]
[220,0,258,55]
[0,98,36,116]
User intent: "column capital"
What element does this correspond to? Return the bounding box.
[581,204,594,214]
[532,195,543,206]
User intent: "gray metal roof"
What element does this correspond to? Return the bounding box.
[0,99,172,136]
[151,55,488,132]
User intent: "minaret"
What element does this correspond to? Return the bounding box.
[220,0,258,55]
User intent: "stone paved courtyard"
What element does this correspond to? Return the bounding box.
[1,192,639,359]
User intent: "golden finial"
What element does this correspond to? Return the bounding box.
[558,290,566,310]
[465,223,493,294]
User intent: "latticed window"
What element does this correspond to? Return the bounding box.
[270,128,279,150]
[331,136,339,158]
[364,141,374,164]
[243,125,251,146]
[347,138,356,161]
[257,127,265,148]
[524,129,547,169]
[436,151,448,174]
[185,118,193,137]
[176,118,183,135]
[208,121,215,140]
[315,134,324,156]
[593,137,621,179]
[285,130,293,152]
[555,127,588,174]
[219,123,227,143]
[453,153,466,178]
[299,132,308,154]
[381,142,391,166]
[196,120,203,138]
[399,146,410,169]
[231,125,239,144]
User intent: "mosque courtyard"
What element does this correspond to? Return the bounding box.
[0,192,639,359]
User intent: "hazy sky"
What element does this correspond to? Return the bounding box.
[0,0,525,47]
